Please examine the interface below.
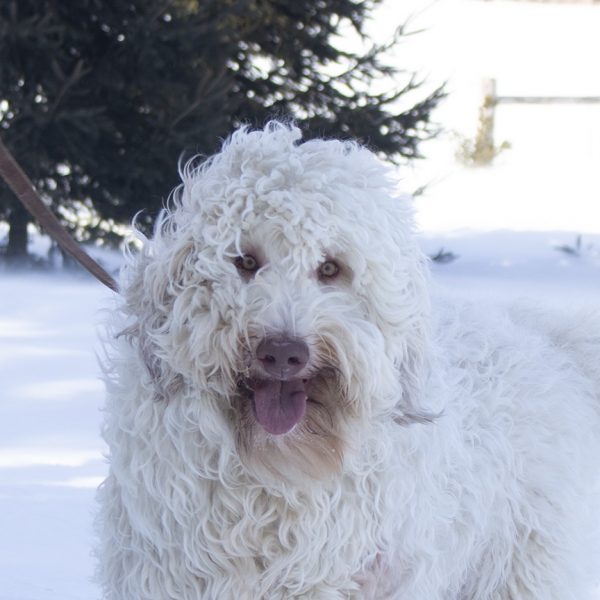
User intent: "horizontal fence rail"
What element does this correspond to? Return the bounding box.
[484,78,600,105]
[460,78,600,165]
[496,95,600,104]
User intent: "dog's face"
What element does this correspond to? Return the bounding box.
[126,124,430,482]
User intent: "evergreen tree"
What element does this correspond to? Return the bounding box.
[0,0,443,259]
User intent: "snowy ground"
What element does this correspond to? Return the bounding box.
[0,274,112,600]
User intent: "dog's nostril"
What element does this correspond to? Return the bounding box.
[288,357,300,365]
[264,354,276,364]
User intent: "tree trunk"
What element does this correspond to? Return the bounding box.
[6,204,29,260]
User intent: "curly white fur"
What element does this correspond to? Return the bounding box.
[96,122,600,599]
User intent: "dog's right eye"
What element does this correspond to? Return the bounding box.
[235,255,259,273]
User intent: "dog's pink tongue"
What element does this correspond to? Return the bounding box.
[253,380,307,435]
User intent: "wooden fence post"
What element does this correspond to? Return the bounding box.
[481,78,498,152]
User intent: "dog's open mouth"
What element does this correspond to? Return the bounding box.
[241,378,311,435]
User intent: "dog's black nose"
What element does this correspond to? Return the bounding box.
[256,337,309,380]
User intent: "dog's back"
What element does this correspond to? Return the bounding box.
[509,303,600,399]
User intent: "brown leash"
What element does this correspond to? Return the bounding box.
[0,135,119,293]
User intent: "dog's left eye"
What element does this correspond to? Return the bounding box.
[318,260,340,279]
[235,254,259,273]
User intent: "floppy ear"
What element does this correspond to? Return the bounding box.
[393,248,435,422]
[364,193,434,422]
[120,233,200,401]
[393,328,434,425]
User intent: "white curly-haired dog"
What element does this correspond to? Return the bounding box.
[96,122,600,599]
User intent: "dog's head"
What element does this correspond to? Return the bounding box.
[123,122,431,482]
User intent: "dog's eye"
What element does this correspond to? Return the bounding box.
[235,254,259,273]
[318,260,340,279]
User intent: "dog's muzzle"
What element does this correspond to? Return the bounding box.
[242,337,311,435]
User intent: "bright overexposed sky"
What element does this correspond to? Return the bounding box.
[365,0,600,235]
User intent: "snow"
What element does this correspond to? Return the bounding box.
[1,1,600,597]
[0,275,112,600]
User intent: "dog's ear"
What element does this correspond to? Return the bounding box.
[364,193,434,422]
[394,326,436,424]
[394,263,436,422]
[120,235,200,401]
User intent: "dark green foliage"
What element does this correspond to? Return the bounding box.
[0,0,443,257]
